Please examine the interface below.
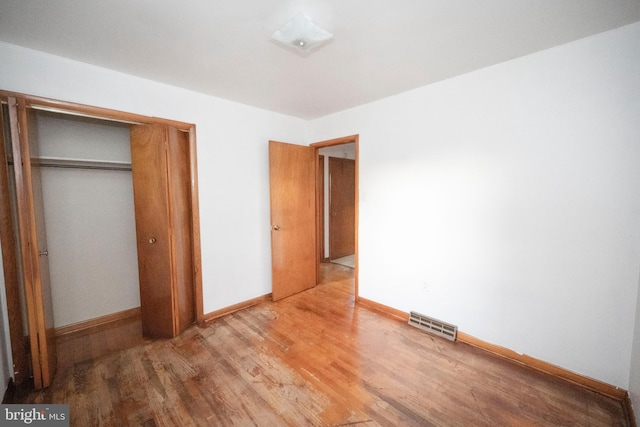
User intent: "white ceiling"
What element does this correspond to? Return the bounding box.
[1,1,639,119]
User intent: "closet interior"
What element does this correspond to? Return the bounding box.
[0,94,202,390]
[28,109,141,330]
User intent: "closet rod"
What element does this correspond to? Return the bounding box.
[8,157,133,171]
[33,162,132,172]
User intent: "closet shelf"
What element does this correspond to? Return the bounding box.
[31,156,132,171]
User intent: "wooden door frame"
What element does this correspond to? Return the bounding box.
[317,155,326,263]
[311,135,359,300]
[0,90,204,375]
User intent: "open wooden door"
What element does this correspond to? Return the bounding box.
[269,141,317,301]
[7,97,56,389]
[329,157,355,259]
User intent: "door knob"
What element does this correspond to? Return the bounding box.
[148,237,157,244]
[272,225,280,231]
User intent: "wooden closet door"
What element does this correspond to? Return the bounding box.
[0,100,28,386]
[131,124,174,338]
[7,97,57,388]
[130,124,194,338]
[166,127,194,334]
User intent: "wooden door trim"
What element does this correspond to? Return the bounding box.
[310,135,359,300]
[0,90,193,130]
[317,155,326,263]
[313,135,359,147]
[1,91,204,347]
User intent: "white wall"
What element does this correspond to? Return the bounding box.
[310,23,640,389]
[0,41,308,317]
[33,112,140,327]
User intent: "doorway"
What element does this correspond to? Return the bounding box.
[318,144,356,265]
[268,135,359,301]
[313,136,358,298]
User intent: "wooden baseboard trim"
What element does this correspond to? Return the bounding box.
[54,307,141,340]
[202,294,272,324]
[356,297,629,403]
[456,332,627,401]
[357,297,409,322]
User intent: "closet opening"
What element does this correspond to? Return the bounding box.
[0,92,203,390]
[28,109,140,336]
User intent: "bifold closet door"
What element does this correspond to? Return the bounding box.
[130,124,194,338]
[0,99,29,386]
[5,97,57,388]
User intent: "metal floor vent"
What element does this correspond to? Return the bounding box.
[408,311,457,342]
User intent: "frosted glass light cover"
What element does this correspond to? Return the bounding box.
[271,12,333,52]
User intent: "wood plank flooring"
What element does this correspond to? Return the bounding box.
[17,263,629,426]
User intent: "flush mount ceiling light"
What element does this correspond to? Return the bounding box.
[271,11,333,55]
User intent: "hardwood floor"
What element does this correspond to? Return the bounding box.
[17,263,629,426]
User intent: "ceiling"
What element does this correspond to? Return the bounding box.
[1,1,639,119]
